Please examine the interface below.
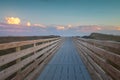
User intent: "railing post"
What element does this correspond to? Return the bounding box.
[16,46,21,80]
[34,40,36,54]
[33,40,38,68]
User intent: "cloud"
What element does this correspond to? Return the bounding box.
[76,25,102,32]
[33,24,46,28]
[67,24,72,28]
[115,26,120,31]
[56,26,65,30]
[55,24,75,30]
[0,22,120,36]
[27,22,31,27]
[5,17,21,25]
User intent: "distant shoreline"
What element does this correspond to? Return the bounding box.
[82,33,120,42]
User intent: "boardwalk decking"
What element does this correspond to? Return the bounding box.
[37,38,91,80]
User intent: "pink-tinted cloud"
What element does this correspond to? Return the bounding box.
[26,22,31,27]
[76,25,102,32]
[67,24,73,29]
[56,26,65,30]
[114,26,120,31]
[0,22,120,36]
[33,24,46,28]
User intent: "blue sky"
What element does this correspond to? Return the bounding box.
[0,0,120,36]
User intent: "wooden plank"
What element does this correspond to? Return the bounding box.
[25,62,45,80]
[37,38,91,80]
[37,44,59,65]
[76,44,107,80]
[0,40,59,66]
[74,40,112,80]
[53,65,62,80]
[0,40,59,80]
[25,43,61,80]
[68,65,76,80]
[0,54,36,80]
[77,38,120,56]
[61,65,68,80]
[0,38,59,50]
[77,40,120,67]
[77,43,112,80]
[76,40,120,80]
[74,65,83,80]
[44,65,57,80]
[76,47,100,80]
[77,38,120,49]
[24,45,59,79]
[36,64,51,80]
[73,44,91,80]
[29,41,61,80]
[11,42,59,80]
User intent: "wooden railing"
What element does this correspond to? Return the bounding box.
[77,38,120,54]
[0,38,62,80]
[74,38,120,80]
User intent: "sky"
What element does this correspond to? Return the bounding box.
[0,0,120,36]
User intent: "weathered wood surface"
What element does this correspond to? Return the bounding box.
[25,41,62,80]
[78,38,120,55]
[0,40,59,66]
[78,38,120,49]
[0,38,61,80]
[1,37,119,80]
[0,38,58,50]
[75,38,120,80]
[37,38,91,80]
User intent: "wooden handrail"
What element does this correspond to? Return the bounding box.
[77,38,120,49]
[74,38,120,80]
[0,40,59,66]
[0,38,59,50]
[0,37,62,80]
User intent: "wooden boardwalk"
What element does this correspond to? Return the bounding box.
[0,37,119,80]
[37,38,91,80]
